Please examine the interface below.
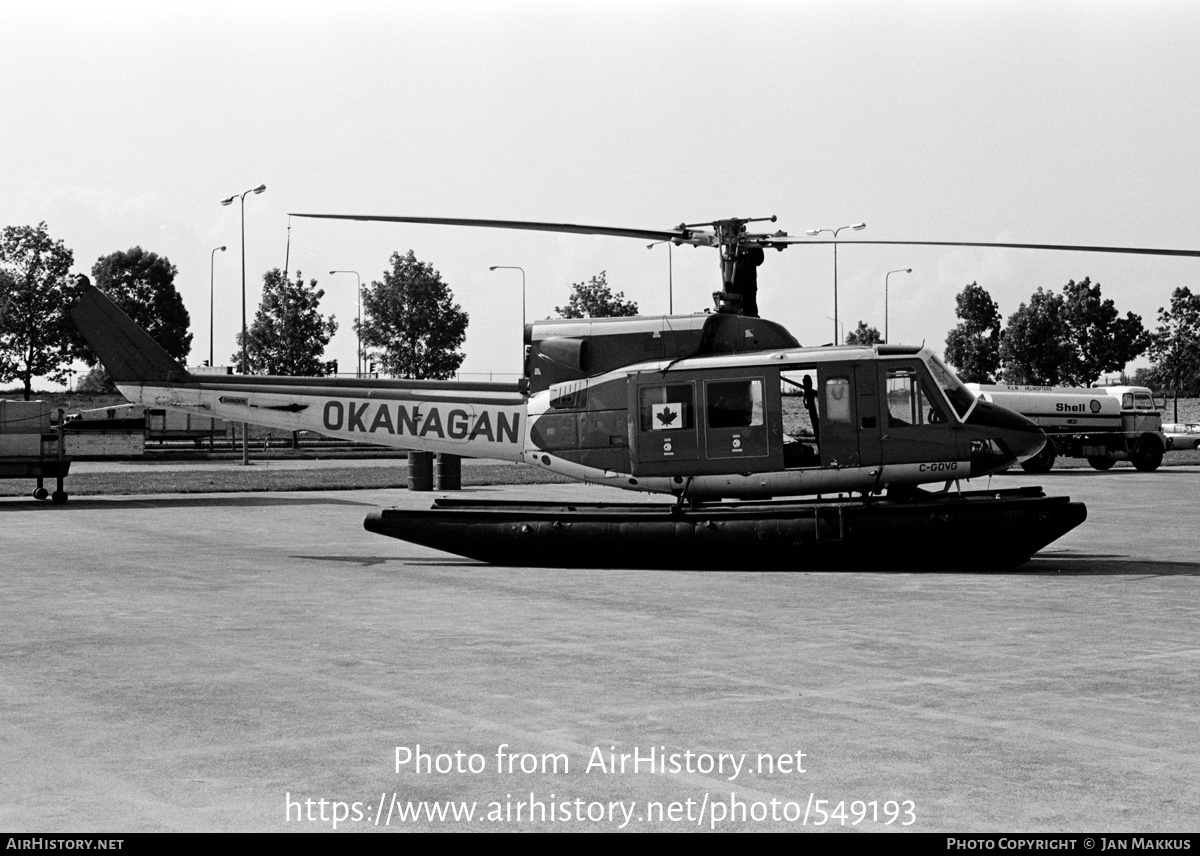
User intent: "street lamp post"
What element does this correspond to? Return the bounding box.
[884,268,912,344]
[220,183,266,465]
[488,266,525,328]
[646,240,674,313]
[210,245,226,367]
[825,316,845,345]
[806,222,866,342]
[329,270,362,376]
[489,266,526,370]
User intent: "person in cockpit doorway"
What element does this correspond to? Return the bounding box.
[802,374,820,446]
[729,246,764,318]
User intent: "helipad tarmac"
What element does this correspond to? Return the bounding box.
[2,466,1198,832]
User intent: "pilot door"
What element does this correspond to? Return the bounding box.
[629,371,783,476]
[876,361,960,464]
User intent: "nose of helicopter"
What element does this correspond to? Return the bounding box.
[966,399,1048,477]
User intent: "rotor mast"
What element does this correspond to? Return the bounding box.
[677,215,783,289]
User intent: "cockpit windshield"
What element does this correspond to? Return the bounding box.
[926,353,977,419]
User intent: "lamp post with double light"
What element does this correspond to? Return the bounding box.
[806,222,866,342]
[219,183,266,465]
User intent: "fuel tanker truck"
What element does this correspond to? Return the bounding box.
[966,384,1166,473]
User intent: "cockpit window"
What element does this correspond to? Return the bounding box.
[926,354,976,420]
[886,368,947,427]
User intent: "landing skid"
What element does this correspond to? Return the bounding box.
[364,487,1086,571]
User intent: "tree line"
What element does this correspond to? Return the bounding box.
[939,279,1199,392]
[838,277,1198,393]
[0,223,195,400]
[0,224,467,397]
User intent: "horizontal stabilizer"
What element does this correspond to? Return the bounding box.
[70,282,190,384]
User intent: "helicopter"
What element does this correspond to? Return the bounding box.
[68,214,1200,569]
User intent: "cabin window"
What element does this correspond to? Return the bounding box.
[886,368,946,427]
[639,385,694,432]
[781,370,819,438]
[706,379,764,429]
[1133,392,1154,410]
[825,377,851,423]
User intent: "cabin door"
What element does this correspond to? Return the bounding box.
[816,366,860,468]
[629,370,783,477]
[628,375,700,476]
[699,374,777,467]
[815,362,883,470]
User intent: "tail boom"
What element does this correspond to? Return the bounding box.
[73,281,527,460]
[118,376,527,461]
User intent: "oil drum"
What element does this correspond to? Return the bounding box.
[435,453,462,490]
[407,450,434,491]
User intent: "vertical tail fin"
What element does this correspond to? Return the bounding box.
[70,281,191,384]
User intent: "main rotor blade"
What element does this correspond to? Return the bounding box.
[764,237,1200,258]
[289,214,1200,258]
[289,213,706,245]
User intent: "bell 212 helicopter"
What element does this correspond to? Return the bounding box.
[70,213,1199,570]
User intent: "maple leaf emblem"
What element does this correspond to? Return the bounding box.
[656,406,678,427]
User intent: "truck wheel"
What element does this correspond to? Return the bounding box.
[1131,441,1164,472]
[33,487,49,500]
[1020,442,1056,474]
[51,491,68,504]
[1087,456,1115,471]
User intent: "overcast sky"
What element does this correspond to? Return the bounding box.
[4,0,1198,383]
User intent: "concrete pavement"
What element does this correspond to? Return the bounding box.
[1,468,1198,832]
